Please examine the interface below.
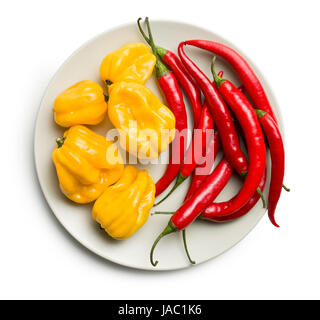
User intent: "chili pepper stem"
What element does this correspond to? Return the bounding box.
[150,221,177,267]
[56,136,66,148]
[211,57,225,88]
[151,211,173,216]
[137,17,170,79]
[153,173,186,206]
[282,184,290,192]
[137,18,152,46]
[256,187,266,208]
[182,229,196,265]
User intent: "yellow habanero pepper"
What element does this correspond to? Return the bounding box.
[100,42,156,85]
[52,125,124,204]
[92,166,155,240]
[53,80,107,127]
[108,82,176,159]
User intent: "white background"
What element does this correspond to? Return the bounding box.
[1,0,319,300]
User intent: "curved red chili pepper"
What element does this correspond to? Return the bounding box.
[256,109,285,227]
[150,157,233,266]
[155,48,202,127]
[172,157,233,228]
[182,40,277,123]
[156,167,266,222]
[203,168,267,221]
[137,18,188,197]
[178,42,248,176]
[154,103,213,205]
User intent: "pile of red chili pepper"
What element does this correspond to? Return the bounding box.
[137,17,289,267]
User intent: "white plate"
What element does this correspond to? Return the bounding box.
[34,20,283,271]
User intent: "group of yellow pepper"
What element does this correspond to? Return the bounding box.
[52,43,176,239]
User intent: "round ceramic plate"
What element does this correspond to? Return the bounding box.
[34,20,283,271]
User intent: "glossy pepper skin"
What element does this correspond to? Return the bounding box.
[92,166,155,240]
[99,42,156,85]
[52,125,124,204]
[182,40,277,123]
[178,42,248,176]
[204,168,267,222]
[185,129,220,202]
[108,82,176,159]
[200,66,266,219]
[255,109,285,227]
[53,80,108,127]
[155,47,202,127]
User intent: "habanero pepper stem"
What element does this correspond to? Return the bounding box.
[137,18,188,197]
[178,42,248,176]
[182,40,277,123]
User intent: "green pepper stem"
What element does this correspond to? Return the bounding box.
[255,108,267,119]
[282,184,290,192]
[256,187,266,208]
[137,17,170,79]
[137,18,152,46]
[151,211,173,216]
[182,229,195,265]
[56,136,66,148]
[153,173,186,207]
[211,56,225,88]
[242,171,266,208]
[150,221,177,267]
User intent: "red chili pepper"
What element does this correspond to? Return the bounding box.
[203,168,267,221]
[137,18,188,197]
[182,40,277,123]
[149,59,266,266]
[155,47,202,127]
[185,129,220,202]
[156,69,225,205]
[150,157,233,266]
[178,42,248,176]
[255,109,286,227]
[156,128,221,264]
[204,57,266,215]
[154,103,213,206]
